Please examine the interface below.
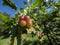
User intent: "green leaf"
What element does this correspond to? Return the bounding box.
[30,0,32,2]
[20,8,24,13]
[2,0,17,10]
[24,2,27,5]
[53,17,60,21]
[29,0,44,9]
[55,2,60,7]
[0,14,10,22]
[2,2,7,6]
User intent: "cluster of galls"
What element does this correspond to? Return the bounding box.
[19,15,32,28]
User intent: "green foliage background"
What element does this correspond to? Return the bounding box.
[0,0,60,45]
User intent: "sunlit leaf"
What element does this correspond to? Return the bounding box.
[20,8,24,13]
[0,14,10,22]
[29,0,44,9]
[55,2,60,7]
